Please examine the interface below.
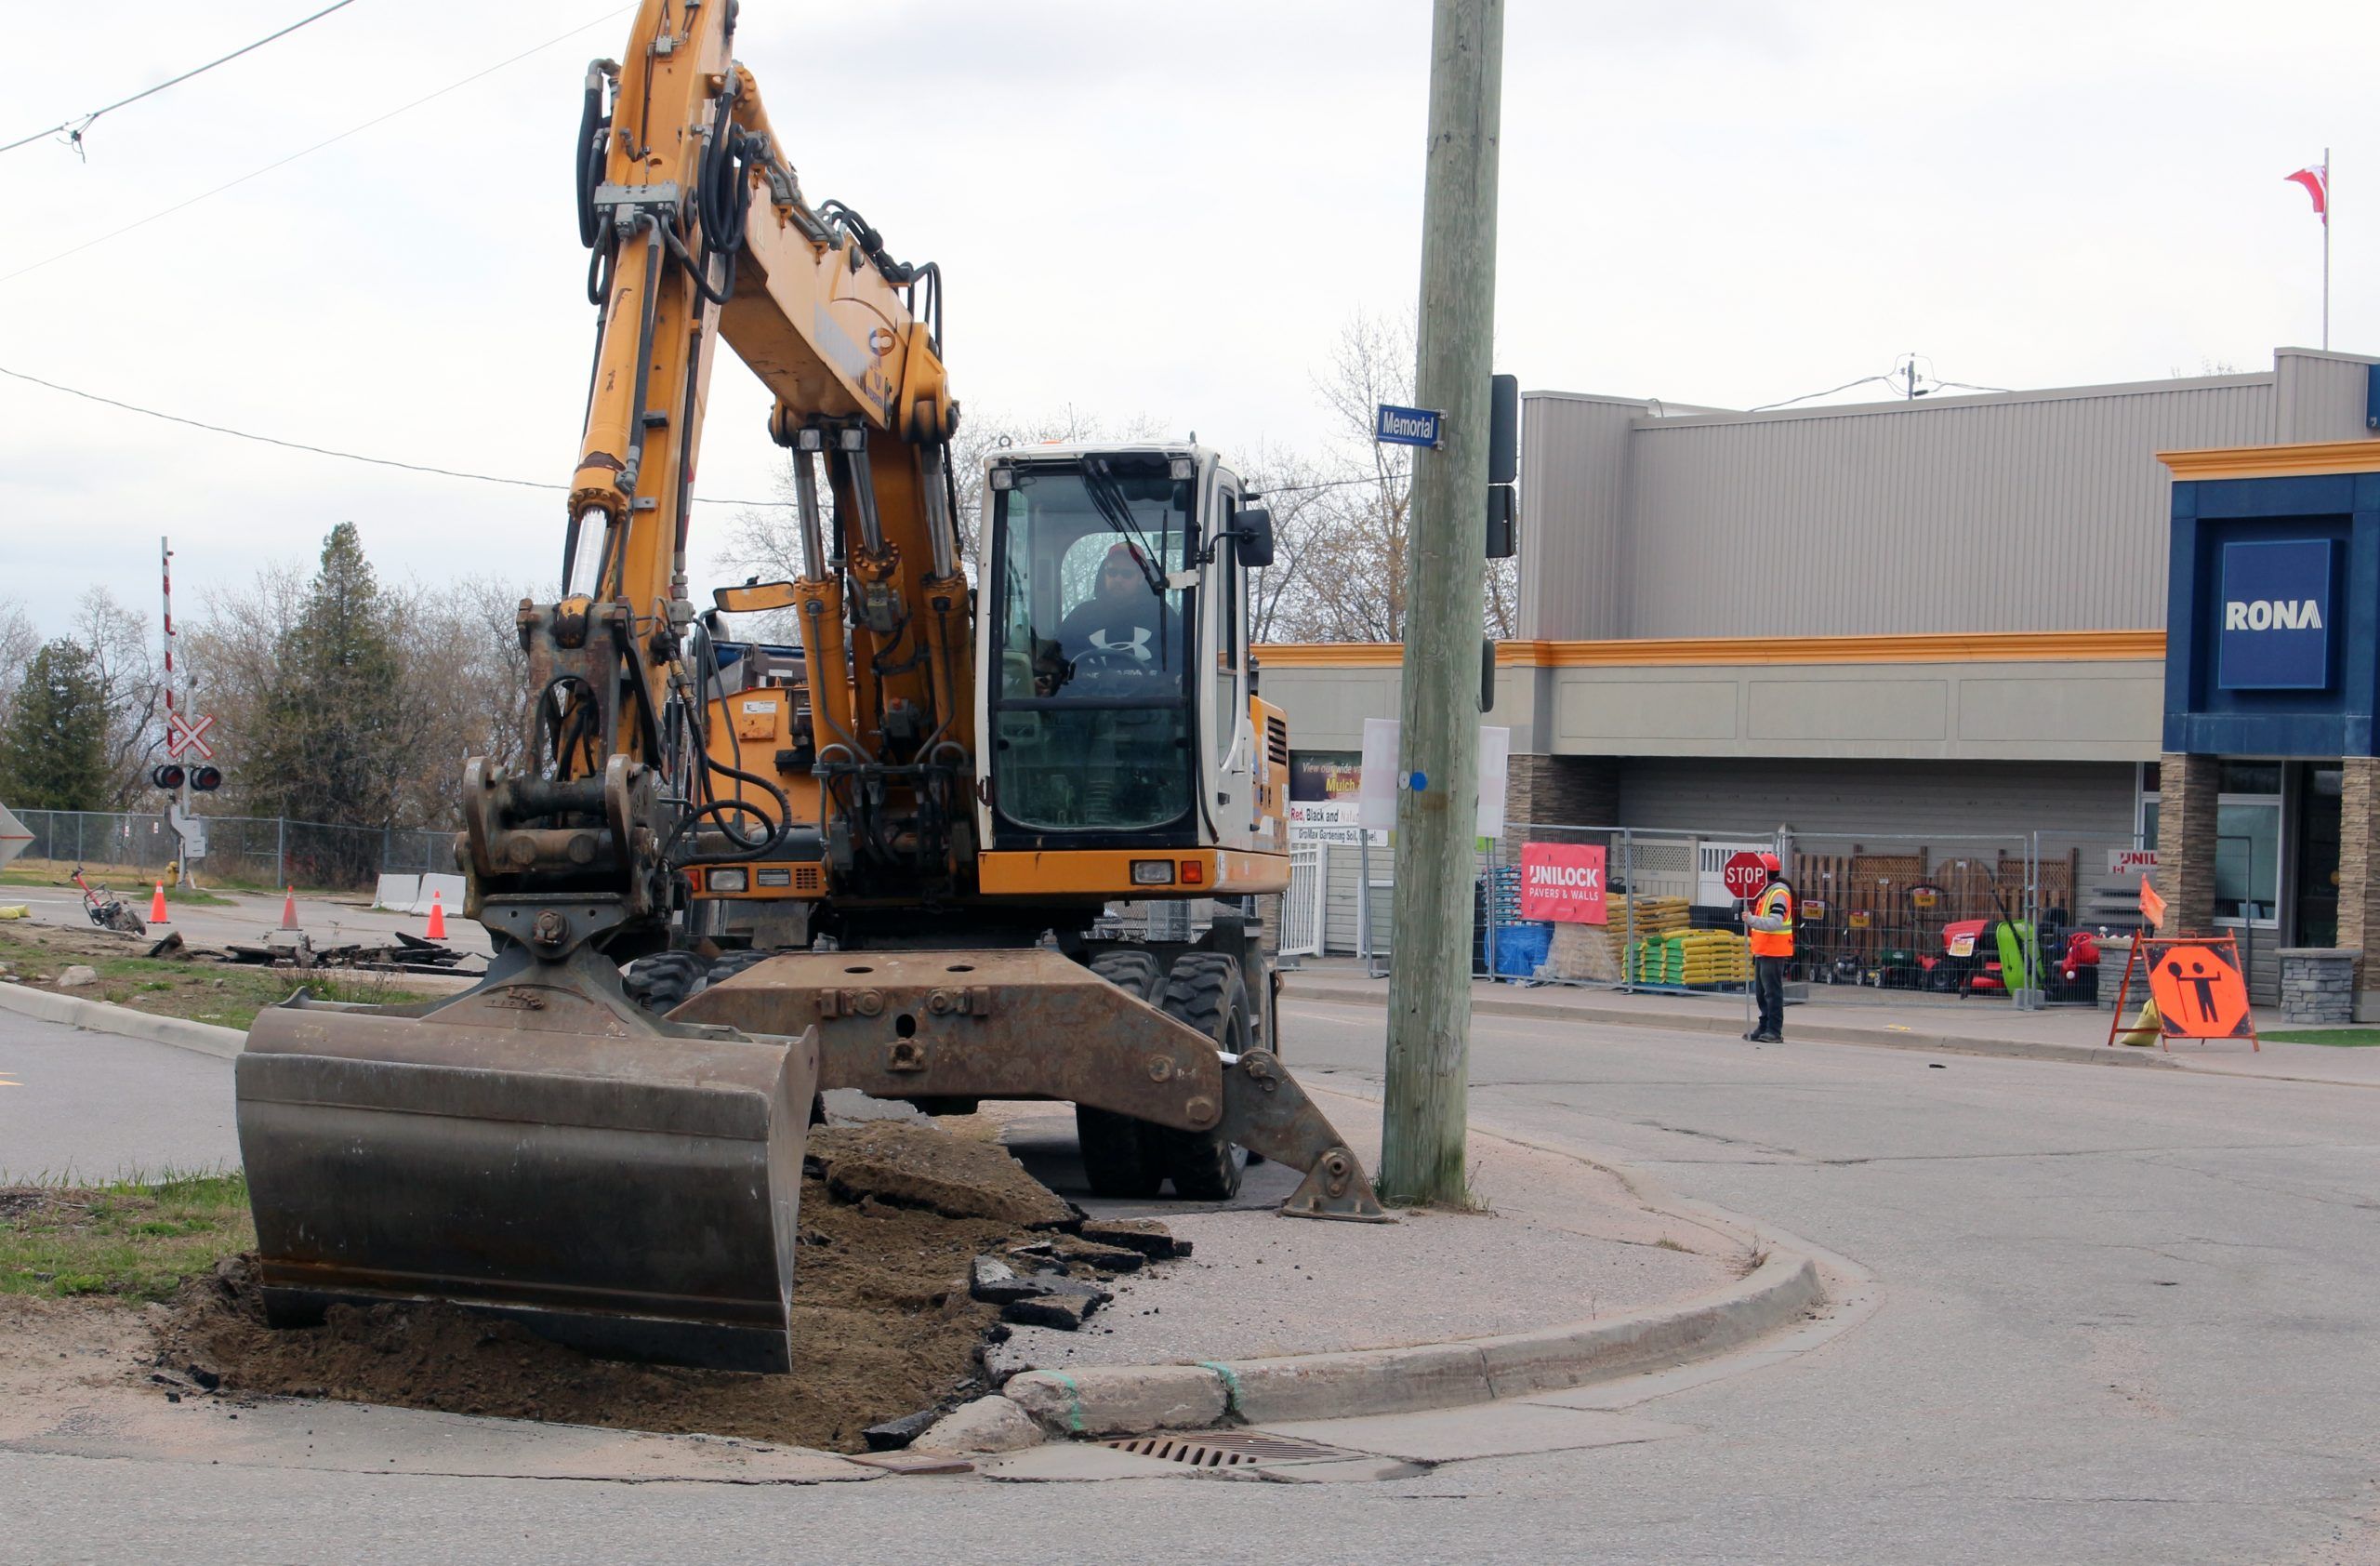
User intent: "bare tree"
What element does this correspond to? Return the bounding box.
[69,589,165,807]
[186,564,533,831]
[386,577,536,827]
[182,564,309,820]
[1251,311,1516,644]
[0,598,38,731]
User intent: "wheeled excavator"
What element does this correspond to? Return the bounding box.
[233,0,1387,1375]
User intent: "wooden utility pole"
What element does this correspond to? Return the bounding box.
[1380,0,1503,1206]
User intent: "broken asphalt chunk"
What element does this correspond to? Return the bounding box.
[1000,1290,1106,1331]
[862,1407,943,1452]
[1077,1218,1190,1259]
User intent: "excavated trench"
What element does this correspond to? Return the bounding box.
[140,1122,1157,1453]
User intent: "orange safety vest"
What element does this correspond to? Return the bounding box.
[1749,883,1794,958]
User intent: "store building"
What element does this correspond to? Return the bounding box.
[1255,348,2380,1000]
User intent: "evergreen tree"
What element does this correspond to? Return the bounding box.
[0,641,110,810]
[250,524,405,862]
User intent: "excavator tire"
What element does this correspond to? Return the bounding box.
[1074,949,1167,1200]
[1149,953,1250,1201]
[707,949,774,983]
[622,950,708,1015]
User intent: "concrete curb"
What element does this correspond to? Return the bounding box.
[998,1249,1824,1438]
[1284,977,2177,1070]
[0,982,245,1059]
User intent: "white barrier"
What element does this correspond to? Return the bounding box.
[372,873,421,911]
[412,873,467,917]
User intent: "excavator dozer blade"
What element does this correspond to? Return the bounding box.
[234,952,819,1374]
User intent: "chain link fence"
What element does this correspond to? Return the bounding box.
[8,809,455,894]
[1310,819,2164,1009]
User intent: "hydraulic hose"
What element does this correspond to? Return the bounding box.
[575,64,609,250]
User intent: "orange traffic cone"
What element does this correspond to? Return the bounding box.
[149,883,169,924]
[425,891,447,941]
[280,886,299,932]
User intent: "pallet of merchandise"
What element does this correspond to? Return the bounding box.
[1535,895,1693,984]
[1543,920,1623,982]
[1606,896,1690,937]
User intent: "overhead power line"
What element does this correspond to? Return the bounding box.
[1748,375,1898,413]
[3,7,629,285]
[2,0,366,158]
[0,364,790,508]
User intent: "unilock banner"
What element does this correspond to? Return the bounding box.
[1519,842,1607,924]
[2218,538,2334,690]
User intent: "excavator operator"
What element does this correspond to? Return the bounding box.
[1053,542,1181,686]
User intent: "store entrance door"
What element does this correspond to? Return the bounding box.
[2294,763,2342,949]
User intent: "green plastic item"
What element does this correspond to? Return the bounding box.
[1993,920,2038,989]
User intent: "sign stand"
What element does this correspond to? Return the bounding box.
[2104,879,2261,1052]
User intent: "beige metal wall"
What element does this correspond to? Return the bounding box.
[1517,349,2380,643]
[1547,656,2162,762]
[1261,655,2162,764]
[1514,394,1646,641]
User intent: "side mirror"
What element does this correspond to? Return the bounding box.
[713,578,802,614]
[1232,507,1276,569]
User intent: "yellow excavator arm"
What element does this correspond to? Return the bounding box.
[549,0,969,922]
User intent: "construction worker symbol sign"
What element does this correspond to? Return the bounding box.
[2148,944,2252,1038]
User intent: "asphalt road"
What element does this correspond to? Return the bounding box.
[0,1010,238,1182]
[5,1001,2378,1564]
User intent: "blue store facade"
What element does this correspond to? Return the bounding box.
[2158,440,2380,1016]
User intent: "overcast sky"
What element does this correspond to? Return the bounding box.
[1,0,2367,638]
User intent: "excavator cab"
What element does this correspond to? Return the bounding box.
[978,443,1289,873]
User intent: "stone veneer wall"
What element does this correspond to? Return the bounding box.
[2153,752,2217,936]
[2278,949,2359,1025]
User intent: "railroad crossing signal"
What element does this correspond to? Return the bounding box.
[166,711,216,760]
[2148,943,2252,1038]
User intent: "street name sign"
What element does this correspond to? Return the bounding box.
[1374,404,1444,448]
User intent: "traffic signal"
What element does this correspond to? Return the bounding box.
[152,763,186,790]
[190,765,222,792]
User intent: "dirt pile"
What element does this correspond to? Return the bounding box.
[144,1123,1129,1453]
[807,1121,1078,1228]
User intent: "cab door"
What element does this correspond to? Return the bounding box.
[1203,475,1254,850]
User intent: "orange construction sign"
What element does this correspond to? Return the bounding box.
[2138,874,2166,931]
[2147,943,2252,1039]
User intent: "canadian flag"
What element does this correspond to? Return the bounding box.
[2285,163,2329,226]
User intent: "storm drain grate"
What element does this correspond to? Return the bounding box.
[1103,1431,1350,1468]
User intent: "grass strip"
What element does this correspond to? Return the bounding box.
[2257,1028,2380,1047]
[0,1173,253,1303]
[0,932,440,1031]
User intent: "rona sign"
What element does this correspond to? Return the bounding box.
[2217,538,2334,691]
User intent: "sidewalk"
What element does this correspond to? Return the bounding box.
[986,1094,1745,1379]
[1282,957,2380,1088]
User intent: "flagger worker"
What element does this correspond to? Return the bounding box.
[1745,852,1793,1042]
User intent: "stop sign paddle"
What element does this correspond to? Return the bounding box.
[1723,852,1768,902]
